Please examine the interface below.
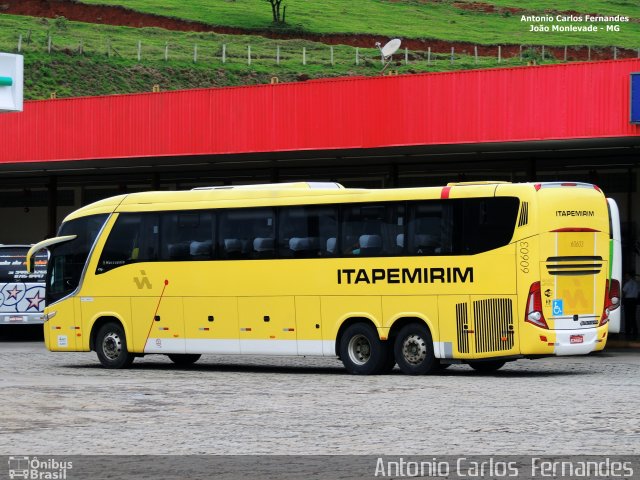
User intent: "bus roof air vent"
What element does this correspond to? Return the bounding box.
[191,182,343,191]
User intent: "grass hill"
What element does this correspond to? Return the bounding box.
[0,0,637,99]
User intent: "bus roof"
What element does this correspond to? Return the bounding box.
[60,181,603,224]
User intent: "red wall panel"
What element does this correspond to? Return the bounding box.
[0,59,639,164]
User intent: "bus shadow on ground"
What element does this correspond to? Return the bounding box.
[62,360,591,377]
[0,325,44,342]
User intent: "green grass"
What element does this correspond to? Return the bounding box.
[76,0,640,47]
[0,13,555,100]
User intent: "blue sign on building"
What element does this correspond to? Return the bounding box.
[632,73,640,124]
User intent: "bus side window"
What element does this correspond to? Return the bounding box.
[278,205,338,258]
[340,204,402,257]
[217,208,275,260]
[97,214,144,274]
[460,198,519,254]
[159,211,215,261]
[407,202,450,255]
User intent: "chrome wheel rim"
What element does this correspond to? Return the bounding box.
[347,334,371,365]
[402,334,427,365]
[102,332,122,360]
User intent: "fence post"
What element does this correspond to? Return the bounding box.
[302,46,306,65]
[474,45,478,64]
[48,34,52,54]
[613,46,617,60]
[193,44,198,63]
[276,45,280,65]
[588,45,591,61]
[427,46,431,65]
[405,47,408,65]
[79,40,83,55]
[248,45,251,65]
[541,45,545,60]
[564,45,567,61]
[107,39,111,58]
[498,45,501,63]
[222,44,226,63]
[519,45,522,61]
[137,40,141,62]
[17,34,22,53]
[637,48,640,58]
[164,41,168,61]
[355,47,359,65]
[330,46,334,66]
[450,47,454,64]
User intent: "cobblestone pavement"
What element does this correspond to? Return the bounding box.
[0,336,638,456]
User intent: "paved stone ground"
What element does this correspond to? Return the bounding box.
[0,330,638,456]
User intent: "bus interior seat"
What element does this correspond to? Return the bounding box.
[289,237,320,256]
[396,234,404,248]
[359,234,382,255]
[253,237,275,258]
[414,234,440,254]
[326,237,336,254]
[167,242,191,260]
[190,240,212,259]
[223,238,243,259]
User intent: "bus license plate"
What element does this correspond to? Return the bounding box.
[570,335,584,344]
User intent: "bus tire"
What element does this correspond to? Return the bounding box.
[339,323,387,375]
[468,360,505,373]
[95,322,135,369]
[168,354,201,366]
[394,323,438,375]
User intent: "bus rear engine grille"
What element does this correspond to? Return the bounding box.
[546,256,603,276]
[456,302,470,354]
[474,298,514,353]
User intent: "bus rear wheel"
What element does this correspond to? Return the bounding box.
[95,322,135,369]
[339,323,388,375]
[468,360,506,373]
[394,323,438,375]
[168,354,201,366]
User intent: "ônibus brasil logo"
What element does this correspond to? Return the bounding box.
[8,456,73,479]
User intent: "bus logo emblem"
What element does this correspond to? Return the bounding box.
[552,299,564,316]
[133,270,152,290]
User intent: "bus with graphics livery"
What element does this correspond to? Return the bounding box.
[27,181,618,374]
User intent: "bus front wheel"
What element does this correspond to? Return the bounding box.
[168,354,201,366]
[394,323,438,375]
[95,322,135,369]
[339,323,388,375]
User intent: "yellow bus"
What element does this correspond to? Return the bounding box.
[27,181,618,375]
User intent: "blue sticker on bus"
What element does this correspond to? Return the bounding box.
[552,299,564,316]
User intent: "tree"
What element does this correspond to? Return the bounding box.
[266,0,286,23]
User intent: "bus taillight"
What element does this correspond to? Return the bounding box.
[600,279,620,326]
[525,281,548,329]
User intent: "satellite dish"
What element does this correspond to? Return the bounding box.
[375,39,401,73]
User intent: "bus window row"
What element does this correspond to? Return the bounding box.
[96,197,519,273]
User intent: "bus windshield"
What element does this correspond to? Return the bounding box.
[46,214,108,304]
